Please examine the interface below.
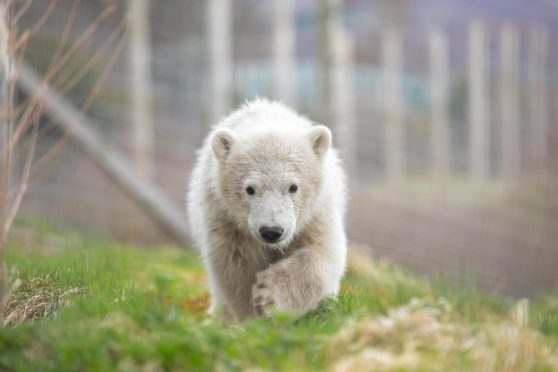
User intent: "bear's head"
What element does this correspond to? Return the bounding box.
[211,125,331,248]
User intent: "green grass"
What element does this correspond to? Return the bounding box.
[1,225,557,371]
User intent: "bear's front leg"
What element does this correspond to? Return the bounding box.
[251,246,344,317]
[208,247,262,321]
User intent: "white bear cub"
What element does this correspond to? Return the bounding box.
[188,99,347,321]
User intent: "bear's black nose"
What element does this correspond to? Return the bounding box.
[259,226,284,242]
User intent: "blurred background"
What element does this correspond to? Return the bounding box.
[3,0,558,297]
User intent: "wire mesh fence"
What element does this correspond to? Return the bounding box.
[3,0,558,296]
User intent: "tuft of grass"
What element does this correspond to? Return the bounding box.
[3,274,79,326]
[0,225,557,371]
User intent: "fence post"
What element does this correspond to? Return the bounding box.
[499,21,520,180]
[128,0,154,178]
[273,0,295,105]
[208,0,232,125]
[318,0,333,118]
[383,27,404,183]
[429,27,450,183]
[319,0,356,179]
[331,28,356,181]
[528,23,548,173]
[468,19,489,182]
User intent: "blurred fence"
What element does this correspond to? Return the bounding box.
[6,0,558,296]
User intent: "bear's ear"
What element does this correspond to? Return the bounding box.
[211,128,237,161]
[308,125,332,157]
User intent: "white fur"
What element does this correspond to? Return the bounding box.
[187,99,347,321]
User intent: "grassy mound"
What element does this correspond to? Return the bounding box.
[1,226,557,371]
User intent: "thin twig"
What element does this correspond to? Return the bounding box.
[2,119,38,240]
[0,0,13,323]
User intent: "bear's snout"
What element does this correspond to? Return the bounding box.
[259,226,284,243]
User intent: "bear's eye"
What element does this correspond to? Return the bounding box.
[289,184,298,194]
[246,186,255,196]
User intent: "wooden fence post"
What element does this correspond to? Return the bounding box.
[318,0,333,118]
[429,27,450,182]
[208,0,232,125]
[528,23,548,173]
[499,21,520,180]
[319,0,357,180]
[273,0,295,105]
[468,19,489,182]
[128,0,154,178]
[331,28,356,181]
[383,27,404,183]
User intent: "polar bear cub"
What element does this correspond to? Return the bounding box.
[187,99,347,321]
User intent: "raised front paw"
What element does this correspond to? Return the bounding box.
[251,270,276,317]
